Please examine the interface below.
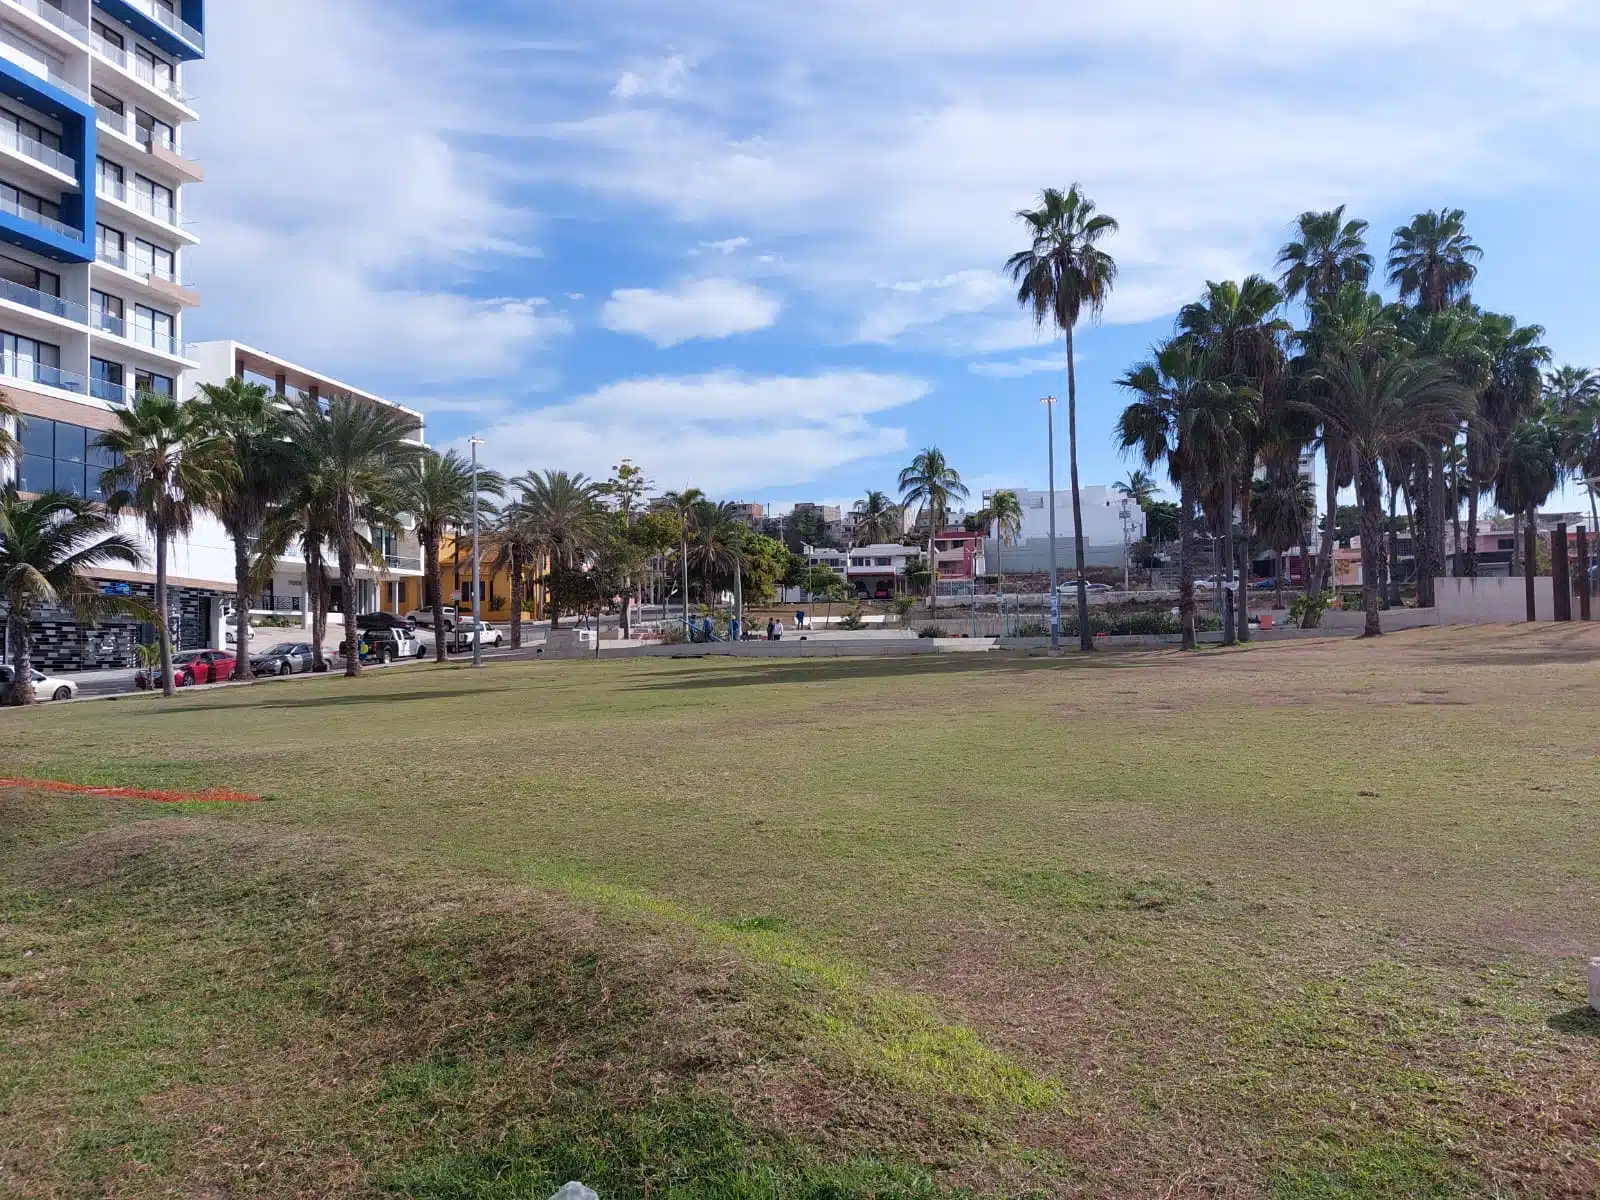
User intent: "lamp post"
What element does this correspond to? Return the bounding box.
[1043,395,1060,653]
[469,436,484,668]
[1119,497,1134,592]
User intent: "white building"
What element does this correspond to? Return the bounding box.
[846,542,919,595]
[981,486,1146,571]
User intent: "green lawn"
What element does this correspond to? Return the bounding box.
[2,626,1598,1198]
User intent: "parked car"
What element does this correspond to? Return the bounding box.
[448,620,504,652]
[1056,581,1112,593]
[250,642,319,677]
[136,649,237,690]
[223,612,257,648]
[407,606,458,630]
[356,611,415,632]
[0,664,77,703]
[338,628,421,663]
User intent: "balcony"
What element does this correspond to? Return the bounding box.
[0,120,77,178]
[2,0,90,45]
[95,0,204,60]
[95,177,196,240]
[90,32,195,110]
[0,275,88,323]
[0,189,82,241]
[92,245,200,306]
[384,554,424,573]
[90,309,196,360]
[0,352,90,395]
[89,374,132,406]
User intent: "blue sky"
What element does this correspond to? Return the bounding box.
[184,1,1600,512]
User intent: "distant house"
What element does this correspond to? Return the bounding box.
[846,543,918,597]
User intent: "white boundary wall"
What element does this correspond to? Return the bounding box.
[1435,577,1556,623]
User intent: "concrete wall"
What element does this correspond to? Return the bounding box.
[1435,577,1556,624]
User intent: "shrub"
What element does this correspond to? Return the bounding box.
[918,625,941,639]
[838,604,867,631]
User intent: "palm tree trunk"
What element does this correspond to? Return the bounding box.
[308,547,328,670]
[1413,460,1435,612]
[1178,468,1197,651]
[1220,472,1236,647]
[338,516,361,678]
[1066,325,1092,652]
[680,537,689,635]
[1451,452,1464,576]
[1386,486,1402,607]
[509,542,524,650]
[1357,457,1384,637]
[6,613,34,705]
[1465,489,1480,579]
[426,534,446,663]
[1236,467,1252,644]
[231,535,253,682]
[927,524,937,631]
[1274,550,1286,611]
[1305,447,1339,627]
[155,518,174,698]
[1424,445,1445,607]
[1523,508,1537,620]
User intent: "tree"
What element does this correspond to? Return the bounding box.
[1299,352,1474,636]
[1116,339,1241,649]
[489,498,540,650]
[516,470,605,629]
[98,390,225,698]
[193,378,293,680]
[740,533,791,605]
[897,446,968,629]
[0,389,17,463]
[1252,467,1315,609]
[281,393,418,677]
[783,507,830,553]
[1387,210,1482,316]
[980,488,1024,595]
[1460,313,1549,576]
[1554,381,1600,533]
[660,488,704,630]
[596,459,651,524]
[1007,183,1119,651]
[851,490,901,546]
[259,469,337,671]
[1112,470,1158,510]
[1277,206,1374,307]
[1143,500,1180,546]
[404,449,504,659]
[1494,411,1562,584]
[630,510,682,609]
[687,499,749,621]
[1,488,144,704]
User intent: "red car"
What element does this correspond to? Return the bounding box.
[135,649,237,690]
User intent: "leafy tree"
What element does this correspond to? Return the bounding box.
[516,470,605,629]
[193,378,294,679]
[1387,209,1482,315]
[979,488,1024,594]
[1277,206,1374,307]
[783,507,830,553]
[1008,183,1119,651]
[281,394,419,677]
[595,459,652,523]
[897,446,967,627]
[1143,500,1180,546]
[1252,468,1315,608]
[851,490,901,546]
[1,488,144,704]
[405,449,504,658]
[740,533,791,604]
[0,389,17,463]
[1112,469,1158,510]
[661,488,704,627]
[687,499,749,615]
[98,390,227,697]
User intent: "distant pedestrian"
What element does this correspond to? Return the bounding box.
[773,619,784,642]
[766,619,776,640]
[796,609,806,630]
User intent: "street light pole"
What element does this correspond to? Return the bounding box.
[469,437,484,668]
[1043,395,1060,653]
[1119,498,1133,592]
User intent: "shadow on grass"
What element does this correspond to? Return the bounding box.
[141,687,514,713]
[627,650,1149,691]
[1547,1006,1599,1037]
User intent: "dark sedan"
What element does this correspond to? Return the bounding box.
[250,642,319,677]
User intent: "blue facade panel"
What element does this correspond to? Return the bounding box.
[93,0,205,62]
[0,59,95,264]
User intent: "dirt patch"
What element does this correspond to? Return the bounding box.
[0,777,261,804]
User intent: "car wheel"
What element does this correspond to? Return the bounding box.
[415,645,426,659]
[53,686,72,702]
[279,662,292,677]
[176,672,191,688]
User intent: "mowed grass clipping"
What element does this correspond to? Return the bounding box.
[2,623,1599,1197]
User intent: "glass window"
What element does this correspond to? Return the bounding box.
[135,369,173,396]
[54,459,87,497]
[93,20,125,50]
[97,157,124,194]
[19,454,53,493]
[97,224,126,265]
[19,416,53,458]
[92,290,125,335]
[55,423,86,463]
[133,239,174,280]
[135,110,173,150]
[90,357,125,405]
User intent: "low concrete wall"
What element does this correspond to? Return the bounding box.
[597,637,977,661]
[1435,577,1555,623]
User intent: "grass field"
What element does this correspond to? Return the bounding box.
[2,625,1598,1198]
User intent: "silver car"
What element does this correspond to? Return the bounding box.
[251,642,319,676]
[0,665,77,703]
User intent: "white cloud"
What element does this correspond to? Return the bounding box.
[698,236,751,256]
[185,0,569,387]
[601,278,781,347]
[466,370,927,492]
[968,355,1064,379]
[612,54,692,101]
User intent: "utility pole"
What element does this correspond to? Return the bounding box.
[1043,395,1060,653]
[1119,497,1134,592]
[470,437,484,667]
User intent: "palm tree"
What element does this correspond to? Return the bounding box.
[489,497,539,651]
[2,488,144,704]
[97,390,225,698]
[687,500,749,629]
[0,389,18,463]
[1544,365,1599,417]
[851,490,901,546]
[1252,466,1315,610]
[258,472,338,671]
[1116,339,1242,649]
[1299,352,1474,636]
[981,488,1024,597]
[516,470,604,629]
[661,488,704,632]
[1007,184,1119,651]
[1112,469,1158,511]
[897,446,968,629]
[1387,210,1482,315]
[1495,412,1562,590]
[282,394,418,677]
[1558,385,1600,533]
[1277,207,1375,307]
[403,449,504,660]
[1178,275,1289,643]
[192,378,293,681]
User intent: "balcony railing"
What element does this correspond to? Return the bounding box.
[90,309,194,358]
[125,0,204,52]
[0,276,87,323]
[251,596,304,614]
[3,0,90,43]
[96,179,190,229]
[0,190,82,240]
[94,245,194,290]
[384,553,423,572]
[0,122,76,176]
[90,33,193,105]
[0,352,89,394]
[90,375,133,407]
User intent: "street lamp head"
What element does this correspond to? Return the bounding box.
[1040,395,1057,405]
[468,436,485,446]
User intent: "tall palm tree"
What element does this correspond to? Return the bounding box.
[1495,411,1562,587]
[1558,386,1600,533]
[282,394,418,678]
[1116,339,1241,649]
[516,470,604,630]
[897,446,968,628]
[0,389,18,463]
[192,378,293,681]
[1277,206,1375,307]
[2,488,144,704]
[98,390,225,698]
[1178,275,1289,643]
[1112,469,1158,511]
[1007,183,1119,651]
[257,473,338,671]
[851,490,901,546]
[1387,210,1482,316]
[403,449,504,661]
[489,497,539,650]
[687,500,749,627]
[1252,466,1315,610]
[1460,313,1548,576]
[981,488,1024,596]
[1543,365,1599,417]
[1299,352,1474,636]
[661,487,704,632]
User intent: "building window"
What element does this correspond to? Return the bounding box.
[17,417,121,498]
[93,20,126,52]
[97,157,124,196]
[0,254,59,297]
[91,87,125,117]
[91,290,125,336]
[0,182,63,229]
[91,357,126,405]
[0,105,62,155]
[132,237,174,281]
[133,303,173,352]
[134,45,175,93]
[97,223,127,267]
[135,109,173,151]
[135,369,173,396]
[134,175,174,219]
[1,331,63,389]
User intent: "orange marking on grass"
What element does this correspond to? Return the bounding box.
[0,777,261,804]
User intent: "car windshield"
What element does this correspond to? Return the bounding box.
[174,652,202,663]
[262,644,299,656]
